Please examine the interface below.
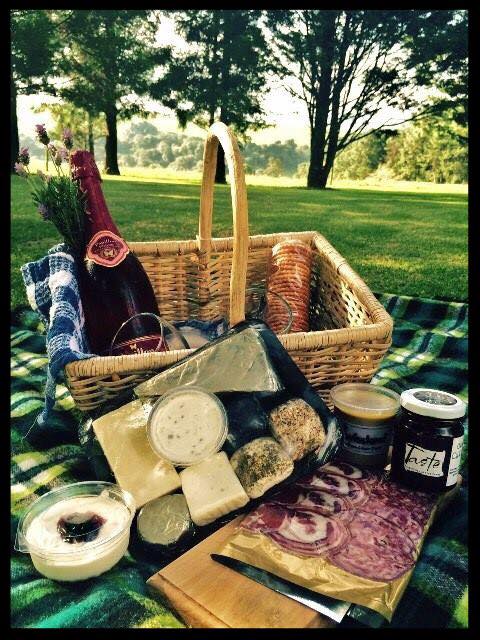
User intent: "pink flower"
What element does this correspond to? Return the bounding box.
[18,147,30,165]
[63,128,74,150]
[14,162,28,178]
[58,147,69,161]
[35,123,50,145]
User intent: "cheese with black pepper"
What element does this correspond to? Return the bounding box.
[268,398,326,461]
[180,452,249,526]
[230,437,294,498]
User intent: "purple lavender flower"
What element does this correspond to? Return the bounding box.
[37,203,51,220]
[35,124,50,146]
[18,147,30,165]
[57,147,69,161]
[63,128,74,150]
[14,162,28,178]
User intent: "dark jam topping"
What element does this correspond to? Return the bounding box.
[57,512,106,544]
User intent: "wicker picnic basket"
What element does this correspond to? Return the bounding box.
[64,122,393,412]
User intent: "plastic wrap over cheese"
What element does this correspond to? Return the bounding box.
[134,327,284,398]
[92,399,181,507]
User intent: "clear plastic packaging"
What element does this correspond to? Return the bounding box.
[147,387,228,467]
[265,239,313,333]
[15,481,135,582]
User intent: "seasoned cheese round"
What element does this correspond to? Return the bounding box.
[230,437,294,499]
[268,398,326,460]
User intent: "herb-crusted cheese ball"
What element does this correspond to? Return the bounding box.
[268,398,326,461]
[230,437,294,499]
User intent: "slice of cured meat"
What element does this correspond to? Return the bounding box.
[369,479,436,528]
[319,461,381,488]
[240,503,288,534]
[297,472,369,506]
[269,485,351,517]
[359,496,424,544]
[267,509,349,557]
[328,511,417,582]
[241,504,349,557]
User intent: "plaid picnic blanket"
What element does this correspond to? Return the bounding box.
[10,293,468,629]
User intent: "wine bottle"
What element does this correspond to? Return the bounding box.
[71,150,165,356]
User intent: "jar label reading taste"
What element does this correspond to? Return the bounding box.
[403,443,445,478]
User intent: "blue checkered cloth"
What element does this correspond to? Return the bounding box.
[20,244,227,428]
[20,244,94,426]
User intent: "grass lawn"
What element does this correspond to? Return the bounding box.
[11,169,468,310]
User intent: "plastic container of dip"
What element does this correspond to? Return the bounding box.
[330,383,400,468]
[147,386,228,467]
[15,481,135,582]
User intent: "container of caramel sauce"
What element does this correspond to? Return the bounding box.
[330,383,400,468]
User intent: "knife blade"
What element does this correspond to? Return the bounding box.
[211,553,351,624]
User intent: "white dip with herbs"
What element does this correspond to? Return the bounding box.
[148,388,227,466]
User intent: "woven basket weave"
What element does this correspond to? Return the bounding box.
[65,122,393,412]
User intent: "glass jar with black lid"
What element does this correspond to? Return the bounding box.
[391,388,466,493]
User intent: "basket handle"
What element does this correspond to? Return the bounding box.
[198,122,249,326]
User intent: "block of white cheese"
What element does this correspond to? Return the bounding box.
[93,399,181,508]
[180,452,249,526]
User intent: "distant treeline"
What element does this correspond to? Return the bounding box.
[22,112,467,184]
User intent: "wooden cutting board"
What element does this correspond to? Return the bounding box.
[147,478,461,628]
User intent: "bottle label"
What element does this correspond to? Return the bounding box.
[403,442,445,478]
[446,435,464,486]
[109,334,167,356]
[86,231,129,267]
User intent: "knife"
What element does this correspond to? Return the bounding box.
[211,553,351,624]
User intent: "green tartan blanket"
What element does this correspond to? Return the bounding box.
[10,293,468,629]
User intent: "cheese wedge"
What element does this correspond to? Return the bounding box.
[180,452,249,526]
[93,399,181,508]
[134,327,283,398]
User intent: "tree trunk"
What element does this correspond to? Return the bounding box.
[215,144,226,184]
[11,80,19,173]
[87,112,95,157]
[104,105,120,175]
[306,12,336,189]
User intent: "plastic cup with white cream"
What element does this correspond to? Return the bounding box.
[15,481,135,581]
[147,386,228,467]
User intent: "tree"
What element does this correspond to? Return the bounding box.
[151,10,272,183]
[10,9,59,171]
[264,157,284,177]
[386,113,467,183]
[53,10,160,174]
[334,130,394,180]
[266,10,449,189]
[403,10,468,133]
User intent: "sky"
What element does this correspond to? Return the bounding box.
[16,14,418,148]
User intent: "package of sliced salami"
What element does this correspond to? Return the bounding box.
[218,460,439,621]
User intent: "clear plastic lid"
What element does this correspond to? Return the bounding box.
[15,481,135,557]
[147,386,228,467]
[400,388,466,419]
[330,383,400,420]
